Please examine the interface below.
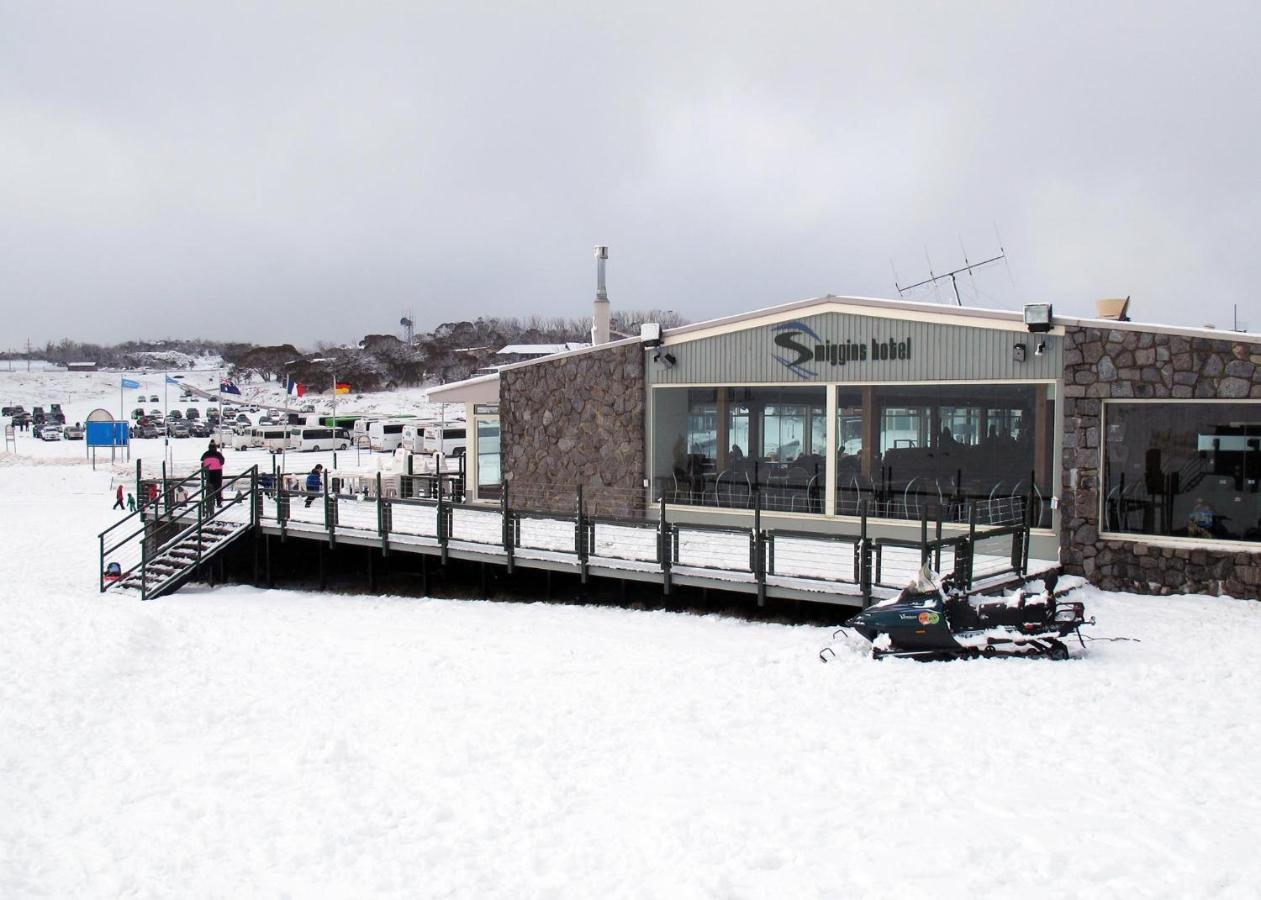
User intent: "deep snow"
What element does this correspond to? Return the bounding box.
[3,372,1261,898]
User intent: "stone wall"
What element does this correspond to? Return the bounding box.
[1061,325,1261,597]
[500,342,646,518]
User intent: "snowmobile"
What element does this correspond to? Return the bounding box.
[834,565,1092,661]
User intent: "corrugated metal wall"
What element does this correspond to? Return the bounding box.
[648,311,1063,384]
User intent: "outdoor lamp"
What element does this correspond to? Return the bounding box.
[1023,303,1053,333]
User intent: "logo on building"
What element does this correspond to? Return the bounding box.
[772,320,913,378]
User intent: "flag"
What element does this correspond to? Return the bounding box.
[219,379,242,395]
[121,377,141,389]
[165,375,181,385]
[286,377,305,398]
[334,382,351,395]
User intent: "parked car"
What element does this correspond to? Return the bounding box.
[300,404,316,413]
[148,408,162,417]
[168,422,190,438]
[235,414,252,426]
[32,422,45,438]
[40,425,63,441]
[190,422,211,438]
[168,410,183,421]
[63,424,84,440]
[149,395,159,403]
[1,406,14,417]
[51,412,66,425]
[258,416,274,426]
[139,423,159,439]
[131,407,146,420]
[186,407,200,419]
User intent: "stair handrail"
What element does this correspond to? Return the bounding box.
[99,466,258,596]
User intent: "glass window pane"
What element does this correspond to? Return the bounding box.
[476,417,501,500]
[1104,402,1261,543]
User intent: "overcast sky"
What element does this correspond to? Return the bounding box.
[3,1,1260,347]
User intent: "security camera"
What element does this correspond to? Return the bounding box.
[1035,340,1046,356]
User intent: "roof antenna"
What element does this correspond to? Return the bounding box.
[896,242,1008,306]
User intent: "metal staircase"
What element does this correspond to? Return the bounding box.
[99,467,258,601]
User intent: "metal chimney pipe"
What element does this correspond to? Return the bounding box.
[592,245,610,345]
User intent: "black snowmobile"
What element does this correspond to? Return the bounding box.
[831,565,1092,661]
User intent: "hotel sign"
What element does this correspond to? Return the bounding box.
[772,320,911,378]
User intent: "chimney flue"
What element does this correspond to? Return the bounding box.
[592,245,610,344]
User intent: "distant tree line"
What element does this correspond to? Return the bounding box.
[7,309,688,393]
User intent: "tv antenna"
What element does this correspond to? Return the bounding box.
[894,244,1007,306]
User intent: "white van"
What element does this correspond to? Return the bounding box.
[289,426,350,452]
[401,423,429,452]
[421,424,467,456]
[368,421,408,452]
[232,427,291,451]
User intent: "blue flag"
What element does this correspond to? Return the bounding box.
[121,377,141,389]
[165,375,181,385]
[219,379,241,395]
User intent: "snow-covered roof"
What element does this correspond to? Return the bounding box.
[498,342,590,355]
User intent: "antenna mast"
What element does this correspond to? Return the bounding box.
[895,246,1007,306]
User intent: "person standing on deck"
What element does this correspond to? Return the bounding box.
[201,440,226,507]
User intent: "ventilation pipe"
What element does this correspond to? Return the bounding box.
[592,245,610,345]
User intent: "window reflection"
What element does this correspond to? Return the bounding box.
[1104,402,1261,543]
[653,382,1054,524]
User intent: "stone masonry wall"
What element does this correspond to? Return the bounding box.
[500,343,646,518]
[1061,325,1261,597]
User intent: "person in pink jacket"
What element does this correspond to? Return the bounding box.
[200,440,226,506]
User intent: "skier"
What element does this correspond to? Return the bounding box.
[304,464,323,507]
[112,484,125,510]
[201,440,226,507]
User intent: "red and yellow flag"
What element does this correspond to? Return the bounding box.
[334,382,351,395]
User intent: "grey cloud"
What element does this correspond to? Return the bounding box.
[2,0,1260,346]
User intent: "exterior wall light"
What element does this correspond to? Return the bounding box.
[1013,343,1027,363]
[1023,303,1053,333]
[652,349,676,368]
[640,323,663,348]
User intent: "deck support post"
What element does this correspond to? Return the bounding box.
[753,489,766,608]
[575,484,588,585]
[658,494,672,596]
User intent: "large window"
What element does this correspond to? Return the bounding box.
[475,416,501,500]
[1103,402,1261,543]
[653,381,1054,524]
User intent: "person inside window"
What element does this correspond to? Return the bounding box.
[729,444,745,462]
[1188,497,1216,538]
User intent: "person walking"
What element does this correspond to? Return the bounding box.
[304,464,324,508]
[112,484,125,510]
[126,492,136,513]
[201,440,226,507]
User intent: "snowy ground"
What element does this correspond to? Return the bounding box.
[4,375,1261,898]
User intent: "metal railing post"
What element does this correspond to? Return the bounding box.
[98,533,105,593]
[934,506,943,572]
[140,531,148,601]
[967,501,978,589]
[437,487,448,565]
[753,489,765,607]
[501,479,514,574]
[919,506,930,565]
[657,494,672,595]
[324,468,335,548]
[860,499,872,606]
[575,484,588,584]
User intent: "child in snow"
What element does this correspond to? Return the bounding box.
[126,493,136,512]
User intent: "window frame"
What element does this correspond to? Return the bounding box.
[1098,398,1261,550]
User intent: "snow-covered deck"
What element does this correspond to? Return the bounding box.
[206,492,1057,606]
